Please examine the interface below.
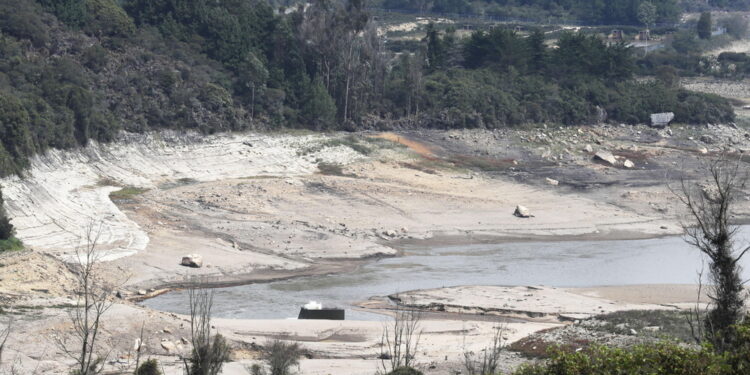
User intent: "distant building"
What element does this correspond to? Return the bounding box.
[650,112,675,128]
[636,30,650,41]
[712,26,727,37]
[609,29,624,41]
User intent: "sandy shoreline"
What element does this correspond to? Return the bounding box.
[2,126,749,374]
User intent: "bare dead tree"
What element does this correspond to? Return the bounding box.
[183,285,230,375]
[54,221,118,375]
[685,266,710,344]
[674,155,749,351]
[380,300,423,374]
[132,321,146,374]
[461,324,507,375]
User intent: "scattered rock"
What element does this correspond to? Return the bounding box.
[583,144,594,153]
[513,205,533,218]
[137,290,147,296]
[593,150,617,166]
[181,254,203,268]
[698,147,708,154]
[545,178,559,186]
[161,340,177,354]
[700,134,715,144]
[623,159,635,169]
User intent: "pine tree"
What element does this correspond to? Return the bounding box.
[698,12,712,40]
[302,78,337,130]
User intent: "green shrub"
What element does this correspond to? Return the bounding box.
[514,343,723,375]
[0,237,23,252]
[84,0,135,37]
[387,367,423,375]
[81,45,109,73]
[262,339,303,375]
[135,359,161,375]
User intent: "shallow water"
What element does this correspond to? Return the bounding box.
[142,228,750,320]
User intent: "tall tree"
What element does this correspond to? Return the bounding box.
[302,77,336,130]
[638,1,657,32]
[676,157,749,351]
[698,12,713,40]
[526,29,547,74]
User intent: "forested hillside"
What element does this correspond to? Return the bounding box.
[0,0,735,178]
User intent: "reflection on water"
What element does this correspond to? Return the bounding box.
[142,228,750,320]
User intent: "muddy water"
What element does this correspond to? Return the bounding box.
[142,228,750,320]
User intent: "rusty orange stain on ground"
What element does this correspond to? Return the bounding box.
[373,132,437,159]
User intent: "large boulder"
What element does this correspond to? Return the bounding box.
[513,205,532,218]
[181,254,203,268]
[594,150,617,166]
[160,340,177,354]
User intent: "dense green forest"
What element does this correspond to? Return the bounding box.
[0,0,735,179]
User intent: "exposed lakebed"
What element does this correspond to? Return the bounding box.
[142,229,750,320]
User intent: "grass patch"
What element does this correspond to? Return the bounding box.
[0,237,23,252]
[448,154,518,172]
[96,177,123,187]
[158,177,199,189]
[588,310,694,343]
[317,162,351,177]
[109,186,149,200]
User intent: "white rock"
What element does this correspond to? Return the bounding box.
[161,341,177,353]
[513,205,532,218]
[181,254,203,268]
[594,150,617,166]
[583,144,593,153]
[623,159,635,169]
[698,147,708,154]
[545,178,559,186]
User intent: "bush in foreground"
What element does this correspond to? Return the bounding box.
[513,318,750,375]
[135,359,161,375]
[387,367,423,375]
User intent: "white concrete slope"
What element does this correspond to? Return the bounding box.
[0,131,363,262]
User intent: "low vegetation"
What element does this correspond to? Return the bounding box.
[134,359,162,375]
[0,186,19,252]
[108,186,149,200]
[512,338,749,375]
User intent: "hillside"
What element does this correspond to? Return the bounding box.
[0,0,737,180]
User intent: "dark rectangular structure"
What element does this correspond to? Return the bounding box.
[298,307,345,320]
